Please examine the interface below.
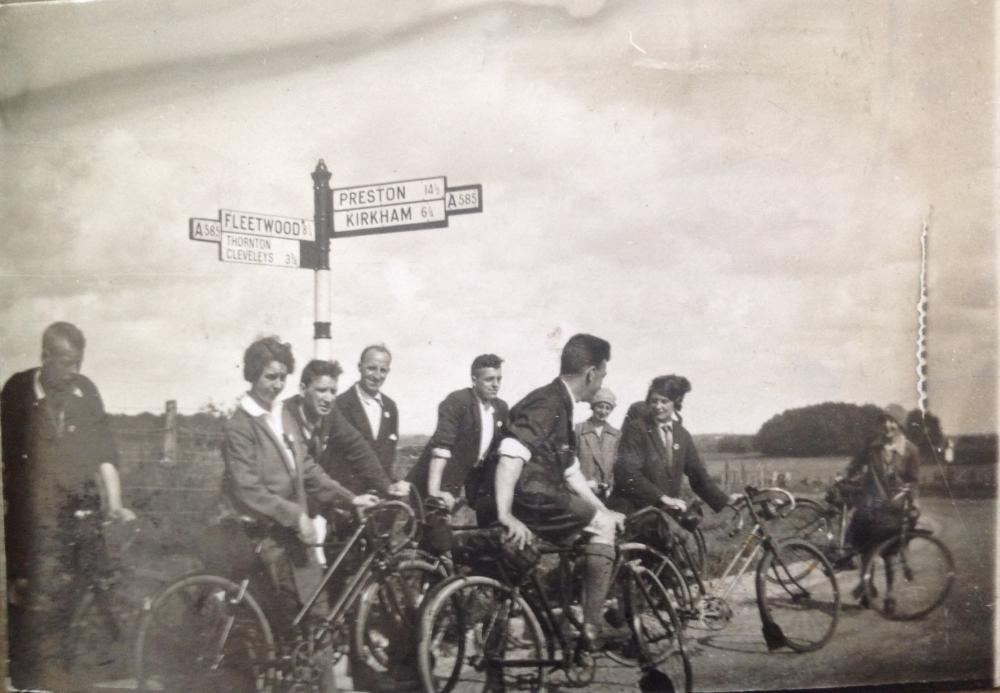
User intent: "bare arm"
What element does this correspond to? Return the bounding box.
[495,454,533,547]
[98,462,135,521]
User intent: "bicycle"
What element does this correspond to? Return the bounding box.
[779,483,955,621]
[415,524,691,693]
[33,510,170,688]
[635,486,840,653]
[133,499,443,692]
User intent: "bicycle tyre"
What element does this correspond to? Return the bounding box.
[681,527,707,577]
[134,574,275,693]
[621,565,692,692]
[353,558,448,671]
[756,539,839,653]
[417,574,545,693]
[862,531,955,621]
[618,542,694,613]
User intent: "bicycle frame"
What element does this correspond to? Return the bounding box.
[633,488,796,612]
[223,500,418,667]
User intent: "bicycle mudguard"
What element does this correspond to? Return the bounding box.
[761,618,785,651]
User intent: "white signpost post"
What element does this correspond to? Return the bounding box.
[188,160,483,356]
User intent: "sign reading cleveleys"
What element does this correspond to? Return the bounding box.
[189,169,482,270]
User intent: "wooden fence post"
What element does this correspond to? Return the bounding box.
[162,400,178,465]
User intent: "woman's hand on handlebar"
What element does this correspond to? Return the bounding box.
[351,493,380,509]
[659,495,687,513]
[297,512,318,545]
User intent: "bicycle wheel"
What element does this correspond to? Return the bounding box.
[417,575,545,693]
[354,558,448,670]
[756,539,839,653]
[862,531,955,621]
[622,565,692,692]
[134,574,275,693]
[618,543,693,613]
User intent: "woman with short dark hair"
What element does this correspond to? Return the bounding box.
[218,335,377,633]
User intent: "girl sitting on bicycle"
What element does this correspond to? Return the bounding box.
[609,375,739,546]
[216,336,379,636]
[841,411,920,605]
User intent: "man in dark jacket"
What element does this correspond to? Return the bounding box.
[336,344,400,480]
[482,334,625,651]
[408,353,509,510]
[2,322,135,689]
[285,358,407,500]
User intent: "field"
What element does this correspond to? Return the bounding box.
[701,452,850,495]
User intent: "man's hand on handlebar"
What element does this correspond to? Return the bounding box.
[432,490,457,511]
[387,480,411,497]
[498,513,534,550]
[659,495,687,513]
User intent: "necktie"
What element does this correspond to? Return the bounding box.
[662,424,674,467]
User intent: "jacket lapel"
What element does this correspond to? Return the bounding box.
[470,388,483,442]
[646,421,668,460]
[254,413,295,477]
[348,386,376,440]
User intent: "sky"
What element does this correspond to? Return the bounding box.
[0,0,995,436]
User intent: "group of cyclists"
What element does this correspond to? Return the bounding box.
[219,330,922,690]
[2,323,924,691]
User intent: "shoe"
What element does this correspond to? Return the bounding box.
[883,597,896,616]
[350,661,380,691]
[578,623,632,652]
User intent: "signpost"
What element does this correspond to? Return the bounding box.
[188,161,483,356]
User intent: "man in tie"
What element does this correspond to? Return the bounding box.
[407,354,509,512]
[336,344,400,480]
[610,375,735,516]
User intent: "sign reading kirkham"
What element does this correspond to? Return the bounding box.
[190,170,481,268]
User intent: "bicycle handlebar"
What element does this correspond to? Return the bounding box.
[724,486,797,534]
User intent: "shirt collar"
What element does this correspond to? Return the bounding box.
[240,393,270,417]
[557,377,576,404]
[34,368,83,400]
[474,391,495,413]
[355,383,383,406]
